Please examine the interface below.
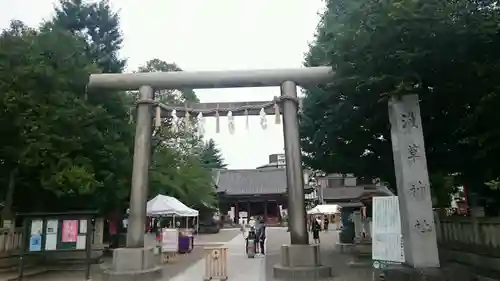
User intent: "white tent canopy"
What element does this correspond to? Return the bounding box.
[147,194,199,217]
[307,204,339,215]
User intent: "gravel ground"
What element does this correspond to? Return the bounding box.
[20,229,241,281]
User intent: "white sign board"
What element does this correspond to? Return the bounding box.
[45,220,59,250]
[79,220,87,234]
[31,220,43,235]
[372,196,405,263]
[76,235,86,250]
[161,228,179,253]
[277,154,286,165]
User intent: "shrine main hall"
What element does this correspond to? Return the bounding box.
[214,167,313,225]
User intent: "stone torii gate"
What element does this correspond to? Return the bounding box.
[88,67,335,280]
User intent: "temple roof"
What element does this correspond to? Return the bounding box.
[214,168,287,195]
[322,185,393,201]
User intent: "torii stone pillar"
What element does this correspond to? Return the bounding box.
[87,67,335,281]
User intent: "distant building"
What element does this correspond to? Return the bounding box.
[316,173,393,217]
[214,167,315,225]
[256,154,317,202]
[256,153,286,169]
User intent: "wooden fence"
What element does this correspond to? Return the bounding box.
[0,228,23,255]
[435,215,500,279]
[436,216,500,255]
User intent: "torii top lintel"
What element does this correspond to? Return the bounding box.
[87,66,335,91]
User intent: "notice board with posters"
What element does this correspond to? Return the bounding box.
[23,216,92,251]
[18,212,97,281]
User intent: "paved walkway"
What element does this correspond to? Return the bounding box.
[16,228,374,281]
[170,232,265,281]
[264,227,373,281]
[171,227,373,281]
[17,229,241,281]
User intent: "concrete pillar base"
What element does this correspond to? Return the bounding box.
[348,239,372,268]
[354,236,372,244]
[335,243,356,254]
[273,244,333,280]
[348,251,372,268]
[381,265,474,281]
[102,247,163,281]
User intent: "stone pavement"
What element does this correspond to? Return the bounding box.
[17,229,241,281]
[170,231,265,281]
[170,227,373,281]
[263,227,373,281]
[17,228,374,281]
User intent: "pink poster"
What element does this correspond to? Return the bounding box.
[61,220,78,243]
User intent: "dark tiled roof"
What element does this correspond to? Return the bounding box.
[322,185,393,201]
[215,168,287,195]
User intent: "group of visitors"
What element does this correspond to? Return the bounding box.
[241,216,266,255]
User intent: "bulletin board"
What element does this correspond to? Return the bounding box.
[17,211,98,281]
[24,217,91,251]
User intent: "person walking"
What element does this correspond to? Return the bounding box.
[240,220,247,238]
[256,218,266,255]
[249,216,256,229]
[312,216,322,244]
[324,216,329,231]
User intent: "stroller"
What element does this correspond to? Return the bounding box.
[245,227,258,258]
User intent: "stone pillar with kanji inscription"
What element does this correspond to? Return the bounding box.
[388,94,439,268]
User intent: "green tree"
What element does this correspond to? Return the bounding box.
[0,21,124,213]
[138,58,198,103]
[135,59,215,208]
[47,0,125,73]
[300,0,500,209]
[47,0,135,213]
[0,0,134,216]
[200,139,227,169]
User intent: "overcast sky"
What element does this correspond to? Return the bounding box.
[0,0,325,169]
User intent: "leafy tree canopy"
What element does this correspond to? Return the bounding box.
[0,20,132,214]
[138,58,199,103]
[0,0,220,216]
[0,0,133,215]
[47,0,125,73]
[200,139,227,170]
[136,59,216,208]
[300,0,500,210]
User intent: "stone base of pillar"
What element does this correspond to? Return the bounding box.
[335,243,355,254]
[354,236,372,244]
[354,239,372,254]
[273,244,333,280]
[348,239,372,268]
[381,265,474,281]
[102,247,163,281]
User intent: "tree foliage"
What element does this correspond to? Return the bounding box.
[0,0,223,216]
[200,139,227,170]
[0,0,133,215]
[136,59,216,208]
[300,0,500,210]
[137,59,198,103]
[0,19,132,213]
[47,0,125,73]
